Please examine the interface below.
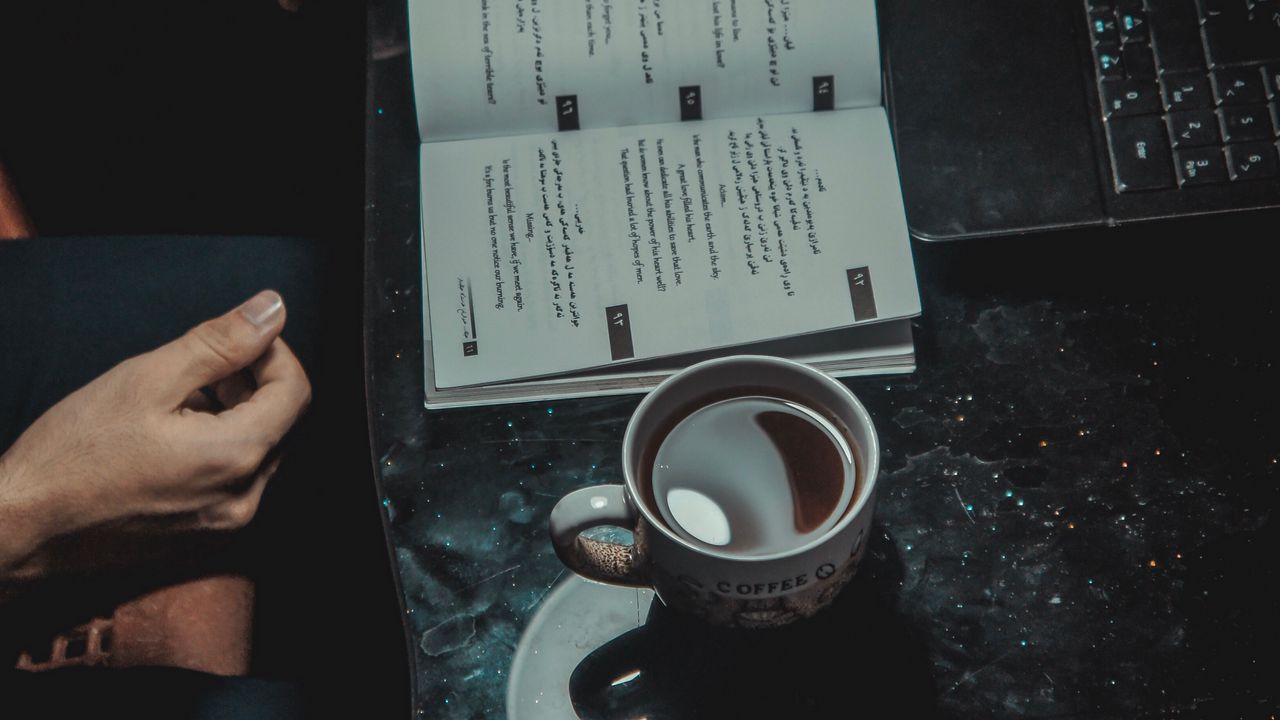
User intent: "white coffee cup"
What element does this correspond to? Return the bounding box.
[549,355,880,628]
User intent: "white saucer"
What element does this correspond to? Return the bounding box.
[506,577,655,720]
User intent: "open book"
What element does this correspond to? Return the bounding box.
[408,0,920,409]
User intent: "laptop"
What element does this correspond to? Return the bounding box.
[880,0,1280,241]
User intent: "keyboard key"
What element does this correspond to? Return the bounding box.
[1175,147,1230,185]
[1271,102,1280,133]
[1225,141,1279,179]
[1167,109,1223,147]
[1161,71,1214,110]
[1148,0,1207,70]
[1090,10,1121,45]
[1195,0,1247,22]
[1218,105,1275,141]
[1211,68,1267,105]
[1096,44,1126,79]
[1203,13,1280,67]
[1124,44,1157,78]
[1119,8,1149,42]
[1263,65,1280,99]
[1250,0,1280,14]
[1106,115,1176,190]
[1102,78,1162,117]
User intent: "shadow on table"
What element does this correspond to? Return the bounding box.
[569,526,936,719]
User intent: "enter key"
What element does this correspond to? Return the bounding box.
[1106,115,1176,191]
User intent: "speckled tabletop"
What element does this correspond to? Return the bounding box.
[365,3,1279,718]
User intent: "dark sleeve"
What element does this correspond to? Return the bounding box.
[0,666,304,719]
[0,235,322,453]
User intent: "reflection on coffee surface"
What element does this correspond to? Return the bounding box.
[647,396,857,556]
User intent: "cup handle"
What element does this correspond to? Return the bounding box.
[549,485,650,588]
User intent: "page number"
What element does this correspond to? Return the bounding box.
[846,267,877,321]
[813,76,835,111]
[556,95,581,131]
[605,304,635,360]
[679,85,703,121]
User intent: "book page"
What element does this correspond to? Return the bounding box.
[408,0,881,141]
[420,108,919,389]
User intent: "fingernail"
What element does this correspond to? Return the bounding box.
[239,290,284,331]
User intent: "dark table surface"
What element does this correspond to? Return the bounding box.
[365,3,1279,718]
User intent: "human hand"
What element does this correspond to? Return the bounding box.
[0,290,310,580]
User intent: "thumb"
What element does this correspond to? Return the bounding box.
[146,290,287,403]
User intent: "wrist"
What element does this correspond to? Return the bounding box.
[0,452,62,578]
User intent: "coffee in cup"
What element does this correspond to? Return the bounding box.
[641,394,859,556]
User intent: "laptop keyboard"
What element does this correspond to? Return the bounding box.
[1087,0,1280,191]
